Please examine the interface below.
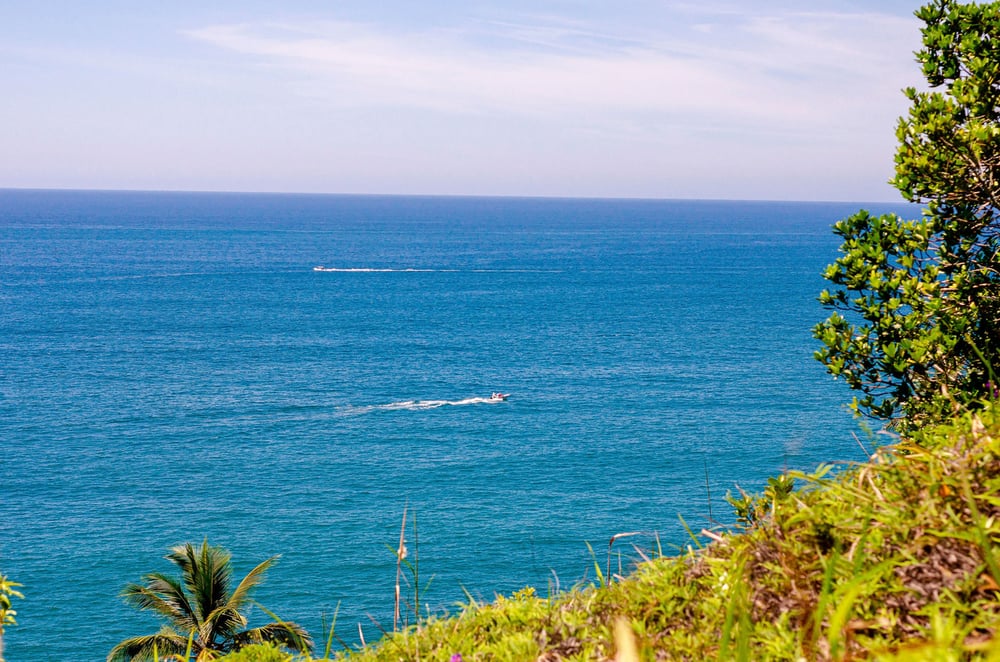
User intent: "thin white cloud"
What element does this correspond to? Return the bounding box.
[183,8,919,135]
[0,5,923,199]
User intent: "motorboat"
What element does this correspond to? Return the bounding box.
[490,393,510,401]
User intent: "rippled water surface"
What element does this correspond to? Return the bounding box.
[1,191,913,660]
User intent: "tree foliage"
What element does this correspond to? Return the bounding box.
[108,541,312,662]
[815,0,1000,428]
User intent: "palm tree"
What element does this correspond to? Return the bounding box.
[108,541,312,661]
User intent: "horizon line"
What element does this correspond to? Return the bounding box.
[0,185,911,207]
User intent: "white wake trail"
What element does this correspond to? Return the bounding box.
[340,397,505,415]
[313,266,441,272]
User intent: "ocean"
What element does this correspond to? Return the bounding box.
[0,190,914,660]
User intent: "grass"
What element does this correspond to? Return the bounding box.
[216,404,1000,660]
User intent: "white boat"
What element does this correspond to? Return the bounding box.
[490,393,510,401]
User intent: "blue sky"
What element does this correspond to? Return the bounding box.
[1,1,924,201]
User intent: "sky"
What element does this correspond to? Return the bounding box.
[1,1,927,201]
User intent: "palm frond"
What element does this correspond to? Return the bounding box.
[192,541,232,624]
[121,584,196,632]
[202,604,247,642]
[139,572,198,628]
[230,621,314,654]
[168,541,232,625]
[106,630,189,662]
[208,546,233,613]
[226,556,277,612]
[166,542,198,590]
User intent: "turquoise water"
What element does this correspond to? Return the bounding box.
[1,191,912,660]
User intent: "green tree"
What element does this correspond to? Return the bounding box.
[815,0,1000,429]
[108,541,312,662]
[0,571,23,662]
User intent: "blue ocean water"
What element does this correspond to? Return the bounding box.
[1,190,914,660]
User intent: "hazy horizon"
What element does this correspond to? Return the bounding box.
[2,185,920,206]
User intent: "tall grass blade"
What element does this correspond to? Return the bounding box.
[412,510,419,624]
[807,549,840,655]
[323,601,341,659]
[607,532,642,585]
[677,514,703,550]
[584,542,605,587]
[719,562,744,660]
[826,559,895,659]
[704,458,715,523]
[960,476,1000,586]
[253,601,311,655]
[395,505,408,631]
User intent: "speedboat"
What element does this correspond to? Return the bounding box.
[489,393,510,401]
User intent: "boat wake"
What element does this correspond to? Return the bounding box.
[341,397,506,415]
[313,266,561,273]
[313,267,440,272]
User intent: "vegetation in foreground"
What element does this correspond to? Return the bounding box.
[210,405,1000,661]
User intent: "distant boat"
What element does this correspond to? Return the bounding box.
[489,393,510,401]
